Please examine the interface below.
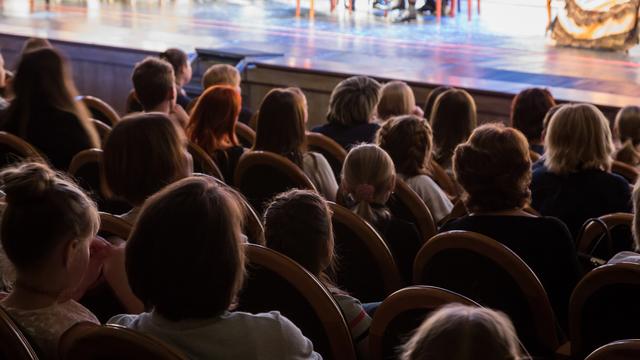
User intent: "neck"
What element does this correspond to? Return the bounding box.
[3,278,64,310]
[147,102,171,115]
[470,208,533,217]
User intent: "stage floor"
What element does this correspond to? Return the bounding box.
[0,0,639,107]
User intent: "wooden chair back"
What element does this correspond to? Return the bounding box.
[577,213,634,259]
[0,306,39,359]
[234,151,316,214]
[59,322,187,360]
[585,339,640,360]
[98,212,132,240]
[328,202,403,303]
[387,179,436,244]
[570,263,640,359]
[187,142,225,182]
[427,160,458,199]
[79,96,120,126]
[413,230,559,357]
[369,286,478,360]
[306,132,347,181]
[612,160,639,184]
[91,119,112,144]
[68,148,110,200]
[237,244,357,360]
[235,122,256,148]
[0,131,46,167]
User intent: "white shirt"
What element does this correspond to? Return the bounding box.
[399,174,453,222]
[303,152,338,202]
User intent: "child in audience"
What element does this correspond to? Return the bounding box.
[199,64,253,124]
[610,180,640,264]
[430,88,477,172]
[159,48,192,109]
[254,88,338,201]
[339,143,421,282]
[264,189,371,359]
[21,37,52,54]
[441,123,581,330]
[376,81,422,122]
[187,85,244,182]
[131,57,189,128]
[0,162,100,358]
[422,86,451,120]
[377,115,453,222]
[400,304,524,360]
[613,105,640,166]
[108,176,321,359]
[531,103,631,237]
[312,76,381,149]
[510,88,556,156]
[0,47,100,170]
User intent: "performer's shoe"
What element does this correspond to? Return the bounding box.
[417,0,435,13]
[390,1,406,10]
[393,10,417,22]
[372,0,389,9]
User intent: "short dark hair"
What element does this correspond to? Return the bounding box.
[326,76,381,126]
[126,176,246,321]
[453,124,531,212]
[423,86,452,120]
[511,88,556,143]
[159,48,189,80]
[431,89,477,169]
[103,113,190,206]
[132,57,175,111]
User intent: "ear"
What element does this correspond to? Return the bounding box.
[63,239,79,270]
[167,84,177,102]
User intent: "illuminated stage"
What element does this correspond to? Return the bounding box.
[0,0,638,122]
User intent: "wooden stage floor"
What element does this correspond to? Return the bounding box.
[0,0,639,108]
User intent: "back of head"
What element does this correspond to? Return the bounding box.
[511,88,556,143]
[401,304,522,360]
[187,85,241,154]
[126,176,245,321]
[132,57,175,111]
[377,115,432,177]
[453,124,531,213]
[615,106,640,145]
[158,48,188,82]
[254,88,307,166]
[103,112,191,206]
[1,162,99,271]
[632,180,640,251]
[430,89,477,168]
[264,189,334,277]
[377,81,416,121]
[423,86,452,120]
[202,64,241,89]
[544,103,613,175]
[21,37,52,55]
[327,76,381,126]
[341,143,395,223]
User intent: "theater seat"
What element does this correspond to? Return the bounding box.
[78,96,120,126]
[0,131,46,168]
[187,142,225,182]
[0,306,39,360]
[585,339,640,360]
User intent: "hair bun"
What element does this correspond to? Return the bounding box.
[1,162,56,204]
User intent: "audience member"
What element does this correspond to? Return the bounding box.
[254,88,338,201]
[610,180,640,264]
[159,48,193,109]
[312,76,381,149]
[21,37,52,54]
[339,143,421,282]
[0,47,100,170]
[441,123,581,328]
[422,86,451,120]
[377,115,453,222]
[613,105,640,166]
[510,88,556,156]
[264,189,371,359]
[0,163,99,358]
[131,57,189,128]
[108,176,321,359]
[400,304,524,360]
[531,103,631,237]
[430,88,477,172]
[376,81,422,122]
[199,64,252,124]
[187,85,244,182]
[0,51,7,110]
[103,112,193,223]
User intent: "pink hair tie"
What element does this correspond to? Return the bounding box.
[354,184,375,203]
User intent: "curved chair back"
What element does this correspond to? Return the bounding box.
[0,131,46,167]
[91,119,112,144]
[585,339,640,360]
[387,180,436,245]
[306,132,347,182]
[427,160,458,199]
[328,202,403,303]
[237,244,357,360]
[79,96,120,126]
[577,213,634,260]
[59,322,187,360]
[413,230,559,357]
[369,286,478,360]
[234,151,316,214]
[570,263,640,359]
[235,122,256,148]
[98,212,132,240]
[187,142,225,182]
[612,160,639,184]
[124,90,143,114]
[68,148,110,201]
[0,306,39,359]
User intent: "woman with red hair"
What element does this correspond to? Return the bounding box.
[187,85,244,181]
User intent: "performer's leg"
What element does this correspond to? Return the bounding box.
[395,0,417,21]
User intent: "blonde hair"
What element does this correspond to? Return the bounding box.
[614,106,640,166]
[377,81,416,121]
[202,64,241,89]
[632,180,640,251]
[340,144,395,224]
[544,103,613,175]
[401,304,523,360]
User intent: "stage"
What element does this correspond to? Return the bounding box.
[0,0,638,124]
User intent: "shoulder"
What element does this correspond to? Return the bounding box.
[311,123,331,134]
[63,300,99,324]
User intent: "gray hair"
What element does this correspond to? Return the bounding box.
[326,76,381,126]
